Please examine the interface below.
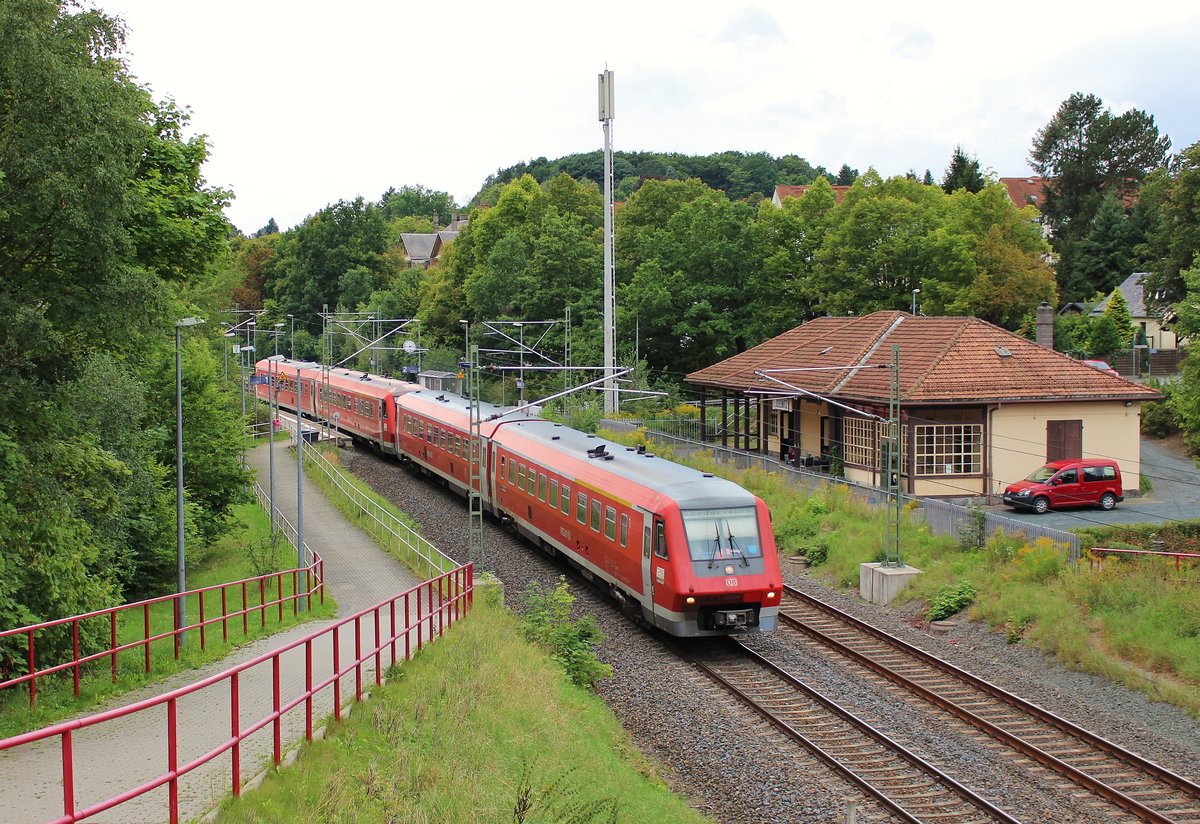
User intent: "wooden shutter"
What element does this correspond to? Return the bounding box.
[1047,420,1082,462]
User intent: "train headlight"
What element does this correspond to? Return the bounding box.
[766,591,776,600]
[685,596,696,605]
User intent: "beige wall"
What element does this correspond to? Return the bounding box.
[1141,317,1178,351]
[990,401,1143,496]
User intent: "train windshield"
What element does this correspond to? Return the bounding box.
[681,507,762,566]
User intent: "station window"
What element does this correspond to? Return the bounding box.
[549,480,559,508]
[576,491,587,524]
[560,485,570,514]
[620,514,628,547]
[590,499,602,532]
[518,465,526,491]
[604,506,616,540]
[538,473,547,501]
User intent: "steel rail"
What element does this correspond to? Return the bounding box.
[670,637,1017,824]
[782,584,1200,823]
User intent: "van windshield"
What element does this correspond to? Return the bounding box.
[1025,465,1058,483]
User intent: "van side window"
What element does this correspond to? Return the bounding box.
[1084,465,1116,482]
[1057,468,1078,484]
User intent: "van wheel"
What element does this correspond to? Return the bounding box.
[1099,493,1116,511]
[1032,496,1050,514]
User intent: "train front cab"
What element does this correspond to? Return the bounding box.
[639,501,780,637]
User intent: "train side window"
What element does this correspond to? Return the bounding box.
[549,480,559,508]
[418,420,424,440]
[455,435,462,457]
[643,526,651,558]
[654,520,668,560]
[604,506,616,540]
[537,473,547,501]
[576,491,586,524]
[518,465,526,491]
[499,456,506,479]
[426,423,432,443]
[620,514,628,547]
[560,485,570,514]
[590,499,601,532]
[528,471,537,498]
[508,458,517,484]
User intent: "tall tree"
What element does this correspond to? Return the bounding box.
[942,145,985,194]
[1138,141,1200,306]
[1029,92,1170,300]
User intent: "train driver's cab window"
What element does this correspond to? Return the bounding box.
[680,508,762,563]
[654,519,668,560]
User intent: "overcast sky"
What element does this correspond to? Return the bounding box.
[95,0,1200,235]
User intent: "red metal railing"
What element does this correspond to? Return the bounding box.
[1090,546,1200,575]
[0,554,325,707]
[0,565,472,824]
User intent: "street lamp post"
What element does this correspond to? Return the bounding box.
[287,314,295,359]
[267,355,284,536]
[911,288,921,316]
[295,365,307,613]
[274,321,284,356]
[175,317,205,645]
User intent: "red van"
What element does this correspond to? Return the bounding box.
[1003,459,1123,514]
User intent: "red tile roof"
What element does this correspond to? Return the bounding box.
[687,312,1161,405]
[999,177,1050,209]
[773,184,852,204]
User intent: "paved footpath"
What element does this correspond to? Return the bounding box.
[0,441,434,823]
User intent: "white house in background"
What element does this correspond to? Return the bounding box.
[1090,272,1180,351]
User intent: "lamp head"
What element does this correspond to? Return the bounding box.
[176,317,205,328]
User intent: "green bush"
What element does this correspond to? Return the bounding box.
[927,580,976,621]
[519,577,612,691]
[800,536,830,566]
[958,506,988,552]
[1141,395,1180,439]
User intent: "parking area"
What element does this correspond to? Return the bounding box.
[990,437,1200,529]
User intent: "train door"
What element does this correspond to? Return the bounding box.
[636,508,657,625]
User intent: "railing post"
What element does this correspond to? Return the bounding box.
[333,626,341,721]
[293,570,299,616]
[231,671,241,796]
[62,728,75,820]
[305,638,313,741]
[277,574,283,623]
[416,586,423,653]
[354,615,362,702]
[168,697,179,823]
[26,630,36,706]
[199,590,206,650]
[405,591,411,660]
[222,588,229,643]
[72,620,80,697]
[374,606,382,686]
[272,656,281,764]
[389,599,397,667]
[438,575,445,638]
[260,578,266,628]
[173,598,180,660]
[110,612,118,684]
[144,603,151,673]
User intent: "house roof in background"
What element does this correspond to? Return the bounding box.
[400,233,436,261]
[686,311,1160,405]
[999,176,1051,209]
[772,184,852,205]
[1090,272,1160,318]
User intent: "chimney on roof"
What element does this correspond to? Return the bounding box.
[432,211,439,231]
[1036,301,1054,350]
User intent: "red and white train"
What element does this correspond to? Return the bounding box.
[255,358,781,637]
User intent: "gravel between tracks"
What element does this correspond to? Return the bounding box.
[344,447,1200,824]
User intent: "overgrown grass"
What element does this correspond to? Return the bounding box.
[303,446,458,579]
[215,592,711,824]
[599,426,1200,716]
[0,502,337,739]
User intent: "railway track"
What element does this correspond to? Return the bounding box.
[779,584,1200,823]
[675,637,1018,823]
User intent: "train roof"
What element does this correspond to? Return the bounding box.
[399,390,756,510]
[256,358,418,397]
